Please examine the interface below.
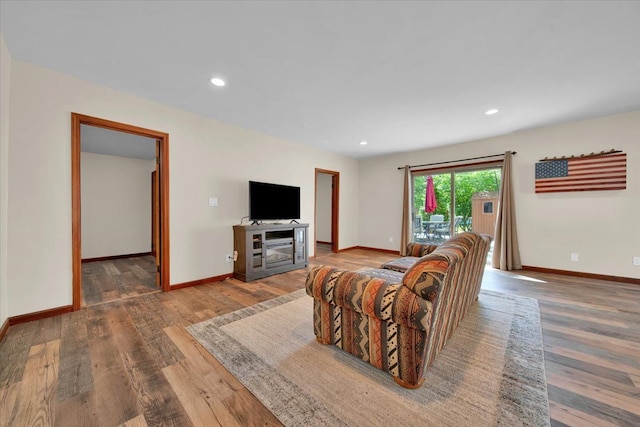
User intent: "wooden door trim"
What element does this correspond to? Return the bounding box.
[314,168,340,254]
[71,113,170,311]
[151,170,158,257]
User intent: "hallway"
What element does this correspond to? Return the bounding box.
[82,255,159,306]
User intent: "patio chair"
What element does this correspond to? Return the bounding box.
[453,215,463,232]
[423,215,444,240]
[433,216,463,241]
[413,216,425,241]
[432,220,450,241]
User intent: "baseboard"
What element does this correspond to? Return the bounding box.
[0,318,9,342]
[82,252,153,263]
[521,265,640,285]
[2,272,233,333]
[316,240,332,245]
[339,246,400,255]
[170,273,233,290]
[8,305,74,326]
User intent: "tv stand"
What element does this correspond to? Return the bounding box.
[233,223,308,282]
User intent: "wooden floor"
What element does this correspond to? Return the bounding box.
[1,249,639,426]
[82,256,159,306]
[314,242,333,257]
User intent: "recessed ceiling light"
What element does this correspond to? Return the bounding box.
[485,108,499,115]
[360,141,368,145]
[210,77,226,87]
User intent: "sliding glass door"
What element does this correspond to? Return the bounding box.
[412,173,451,242]
[412,166,501,243]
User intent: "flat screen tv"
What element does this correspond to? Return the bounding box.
[249,181,300,221]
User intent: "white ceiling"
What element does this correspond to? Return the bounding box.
[81,125,156,160]
[2,1,640,159]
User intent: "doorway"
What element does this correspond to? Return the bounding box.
[314,168,339,255]
[71,113,170,311]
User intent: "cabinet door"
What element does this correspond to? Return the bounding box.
[251,232,264,271]
[294,227,306,263]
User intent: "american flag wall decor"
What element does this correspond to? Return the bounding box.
[535,152,626,193]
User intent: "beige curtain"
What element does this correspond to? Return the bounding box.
[492,151,522,270]
[400,165,411,255]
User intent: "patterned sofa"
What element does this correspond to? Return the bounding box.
[305,232,491,388]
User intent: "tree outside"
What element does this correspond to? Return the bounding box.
[413,174,451,221]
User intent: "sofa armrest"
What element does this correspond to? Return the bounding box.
[401,254,449,301]
[305,265,433,331]
[406,242,440,257]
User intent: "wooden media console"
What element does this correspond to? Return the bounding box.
[233,223,309,282]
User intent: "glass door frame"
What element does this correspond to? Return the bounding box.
[411,160,503,241]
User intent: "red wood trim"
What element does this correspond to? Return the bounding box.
[0,318,8,342]
[8,305,73,326]
[316,241,332,245]
[521,265,640,285]
[339,246,401,255]
[314,168,340,254]
[82,252,152,263]
[160,135,170,292]
[151,170,157,257]
[331,174,339,254]
[71,113,82,310]
[71,114,170,139]
[314,170,317,258]
[337,246,358,253]
[170,273,233,290]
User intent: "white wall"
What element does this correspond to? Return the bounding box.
[0,35,11,327]
[7,59,359,317]
[81,152,153,259]
[359,111,640,279]
[316,173,332,242]
[7,46,636,320]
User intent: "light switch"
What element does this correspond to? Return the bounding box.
[208,197,218,207]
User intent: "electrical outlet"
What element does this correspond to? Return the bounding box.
[389,237,393,243]
[633,256,640,266]
[225,254,233,263]
[570,253,579,262]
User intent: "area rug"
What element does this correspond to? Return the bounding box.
[187,289,549,426]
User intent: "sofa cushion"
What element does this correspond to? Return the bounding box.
[401,255,449,301]
[379,257,419,273]
[357,267,403,282]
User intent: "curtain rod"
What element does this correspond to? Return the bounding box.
[397,151,516,170]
